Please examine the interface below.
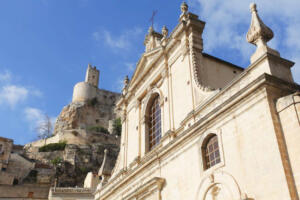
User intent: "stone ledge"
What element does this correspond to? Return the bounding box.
[50,187,93,194]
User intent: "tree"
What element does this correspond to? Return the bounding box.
[36,114,54,140]
[112,118,122,136]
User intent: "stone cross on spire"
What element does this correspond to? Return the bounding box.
[246,3,279,63]
[149,10,157,28]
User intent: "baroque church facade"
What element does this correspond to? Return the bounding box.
[51,2,300,200]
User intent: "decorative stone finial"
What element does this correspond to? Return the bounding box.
[247,3,273,45]
[123,75,129,87]
[181,2,188,13]
[250,3,256,12]
[122,75,129,94]
[148,26,154,34]
[162,26,168,38]
[246,3,279,63]
[98,149,110,179]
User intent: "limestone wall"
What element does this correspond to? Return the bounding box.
[201,53,243,90]
[26,129,119,151]
[72,82,98,103]
[49,187,94,200]
[6,153,35,181]
[84,172,100,190]
[0,137,13,169]
[96,76,300,200]
[72,82,120,105]
[277,92,300,192]
[0,184,49,199]
[0,171,14,185]
[25,134,60,149]
[115,42,244,172]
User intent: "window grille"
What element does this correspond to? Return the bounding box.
[204,135,220,169]
[148,96,161,151]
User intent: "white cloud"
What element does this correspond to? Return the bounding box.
[0,71,43,108]
[24,107,56,131]
[93,27,143,50]
[0,85,28,108]
[31,89,43,98]
[189,0,300,83]
[0,71,11,82]
[24,107,44,124]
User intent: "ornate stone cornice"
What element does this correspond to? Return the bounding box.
[122,177,165,200]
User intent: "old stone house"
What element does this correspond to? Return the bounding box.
[53,2,299,200]
[0,137,51,199]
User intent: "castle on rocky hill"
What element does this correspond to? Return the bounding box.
[0,65,121,199]
[1,2,300,200]
[26,64,121,149]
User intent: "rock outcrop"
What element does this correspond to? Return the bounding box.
[24,142,118,187]
[54,89,120,135]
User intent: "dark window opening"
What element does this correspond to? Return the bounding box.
[148,96,161,151]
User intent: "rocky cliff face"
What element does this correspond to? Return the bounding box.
[54,89,120,135]
[24,142,119,187]
[21,89,121,187]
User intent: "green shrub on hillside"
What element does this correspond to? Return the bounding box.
[51,157,63,166]
[79,166,88,174]
[38,141,66,152]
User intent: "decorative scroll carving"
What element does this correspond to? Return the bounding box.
[189,31,214,92]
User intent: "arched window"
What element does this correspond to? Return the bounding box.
[148,95,162,151]
[203,135,220,169]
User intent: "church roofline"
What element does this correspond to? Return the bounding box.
[117,11,206,107]
[202,53,244,71]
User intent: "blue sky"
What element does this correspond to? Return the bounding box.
[0,0,299,145]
